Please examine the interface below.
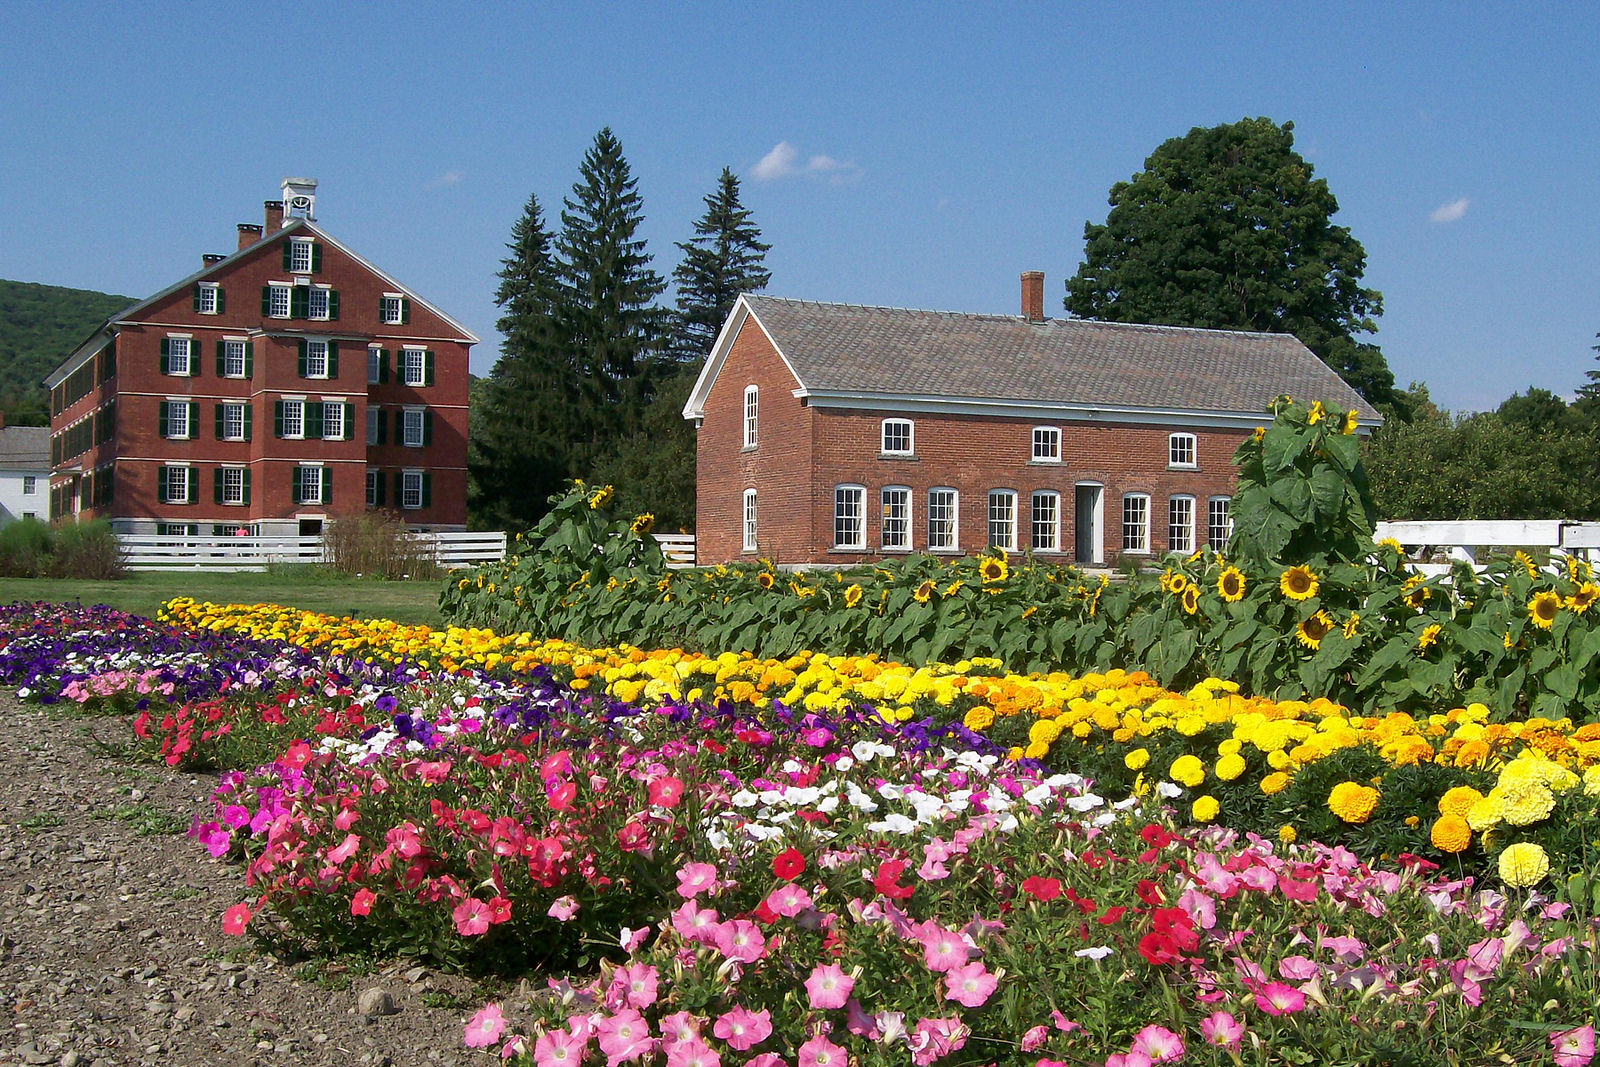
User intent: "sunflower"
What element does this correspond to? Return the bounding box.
[1167,572,1189,595]
[978,556,1010,584]
[1340,409,1359,435]
[912,579,937,604]
[587,485,614,509]
[1308,401,1325,425]
[630,513,655,536]
[1217,567,1246,602]
[1342,613,1360,639]
[943,579,964,597]
[1402,575,1430,609]
[756,571,775,590]
[1568,582,1598,615]
[1528,591,1561,630]
[1252,426,1266,444]
[1279,565,1319,601]
[1295,610,1334,650]
[791,581,816,598]
[1514,550,1538,578]
[1416,623,1442,652]
[1180,585,1200,615]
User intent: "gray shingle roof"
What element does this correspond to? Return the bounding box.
[0,426,49,469]
[743,295,1381,420]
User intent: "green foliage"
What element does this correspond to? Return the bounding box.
[1064,117,1395,405]
[0,518,124,579]
[585,364,698,532]
[667,167,772,364]
[0,279,133,424]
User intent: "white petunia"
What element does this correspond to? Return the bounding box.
[1075,946,1114,960]
[867,813,919,835]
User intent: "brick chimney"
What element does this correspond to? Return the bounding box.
[203,253,226,266]
[264,199,284,232]
[237,223,263,250]
[1021,271,1045,323]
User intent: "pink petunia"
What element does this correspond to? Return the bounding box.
[676,863,720,899]
[610,963,658,1010]
[671,901,720,944]
[943,961,998,1008]
[908,1017,970,1067]
[464,1003,507,1049]
[918,924,976,973]
[648,775,685,809]
[1200,1011,1244,1049]
[1129,1025,1184,1063]
[1106,1054,1153,1067]
[547,895,579,921]
[1277,955,1319,981]
[453,898,493,937]
[1020,1026,1049,1052]
[711,1006,772,1051]
[764,883,813,918]
[350,887,376,916]
[745,1056,787,1067]
[533,1026,586,1067]
[1253,981,1307,1016]
[596,1009,655,1067]
[221,901,253,936]
[326,833,362,865]
[797,1034,845,1067]
[805,962,854,1010]
[663,1036,719,1067]
[1553,1026,1597,1067]
[713,919,766,963]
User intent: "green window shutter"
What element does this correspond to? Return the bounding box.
[425,351,435,386]
[323,468,332,505]
[343,402,355,440]
[214,403,224,439]
[215,287,225,314]
[422,409,433,447]
[213,468,223,504]
[291,466,302,503]
[394,410,403,442]
[274,401,285,438]
[400,297,411,324]
[243,406,253,442]
[159,338,170,376]
[291,285,309,319]
[380,349,390,383]
[281,242,292,271]
[297,339,308,378]
[187,402,198,439]
[190,350,201,377]
[157,466,169,503]
[421,473,432,508]
[306,402,323,438]
[187,467,198,505]
[310,242,322,272]
[243,342,254,379]
[375,472,386,506]
[215,341,226,376]
[328,341,339,378]
[394,472,403,505]
[192,284,202,312]
[242,469,251,505]
[261,286,272,316]
[376,406,386,444]
[158,401,170,438]
[328,290,339,320]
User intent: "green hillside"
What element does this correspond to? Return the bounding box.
[0,279,133,425]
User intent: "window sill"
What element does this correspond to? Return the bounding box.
[929,547,961,555]
[1167,464,1199,472]
[740,445,756,454]
[827,546,867,554]
[1029,458,1062,465]
[878,452,917,461]
[880,546,912,554]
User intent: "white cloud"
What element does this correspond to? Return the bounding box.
[427,170,464,191]
[1430,197,1469,223]
[806,154,861,183]
[750,143,800,181]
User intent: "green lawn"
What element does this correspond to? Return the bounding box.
[0,568,448,626]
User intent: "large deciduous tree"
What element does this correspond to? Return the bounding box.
[668,167,772,364]
[1064,117,1396,405]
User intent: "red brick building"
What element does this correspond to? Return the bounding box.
[45,179,476,535]
[684,273,1379,566]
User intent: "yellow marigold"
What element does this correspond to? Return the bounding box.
[1125,747,1151,771]
[1279,824,1297,845]
[1430,814,1472,853]
[1417,623,1442,652]
[1567,582,1598,616]
[1328,781,1381,824]
[1438,785,1485,818]
[1192,795,1221,822]
[842,584,864,609]
[1498,779,1556,827]
[1214,752,1247,782]
[1295,610,1334,650]
[1466,794,1502,832]
[962,707,996,732]
[1217,567,1246,602]
[1024,739,1050,760]
[1029,719,1064,745]
[1169,754,1206,788]
[1180,585,1200,615]
[979,556,1009,584]
[1528,591,1561,630]
[1497,841,1550,888]
[1279,565,1319,601]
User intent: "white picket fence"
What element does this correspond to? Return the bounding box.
[119,531,507,573]
[1374,519,1600,576]
[654,532,696,569]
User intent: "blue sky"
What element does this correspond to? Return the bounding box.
[3,2,1596,413]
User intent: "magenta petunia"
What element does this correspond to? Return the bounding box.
[804,962,855,1010]
[711,1006,772,1051]
[1553,1025,1597,1067]
[1200,1011,1244,1049]
[942,961,998,1008]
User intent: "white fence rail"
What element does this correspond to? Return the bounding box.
[654,533,696,569]
[1374,519,1600,576]
[119,531,507,573]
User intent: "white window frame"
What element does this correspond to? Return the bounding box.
[367,346,383,384]
[880,418,914,456]
[307,285,331,321]
[402,406,425,448]
[220,466,247,506]
[880,486,912,552]
[289,237,314,274]
[160,465,190,505]
[221,402,246,442]
[742,489,758,552]
[402,347,427,387]
[1122,493,1151,554]
[281,398,305,440]
[22,476,36,495]
[401,469,424,510]
[1031,490,1060,552]
[165,336,192,376]
[928,487,959,552]
[832,484,865,550]
[304,339,330,379]
[366,469,381,507]
[1208,496,1233,551]
[987,489,1017,551]
[1168,432,1197,469]
[197,282,221,315]
[742,385,758,449]
[366,407,380,446]
[1168,495,1195,554]
[222,339,248,378]
[380,294,404,325]
[1032,426,1061,463]
[267,283,292,319]
[297,464,326,505]
[321,400,345,441]
[164,399,190,440]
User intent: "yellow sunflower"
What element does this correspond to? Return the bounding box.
[1416,623,1442,652]
[1514,550,1538,578]
[756,571,775,590]
[1252,426,1266,444]
[1402,575,1430,609]
[1342,613,1360,639]
[912,579,937,604]
[587,485,614,509]
[978,556,1010,584]
[842,584,864,608]
[1528,591,1561,630]
[1180,585,1200,615]
[1295,610,1334,650]
[630,513,655,536]
[1167,571,1189,595]
[1340,409,1359,435]
[1308,401,1325,425]
[1568,583,1598,615]
[1217,567,1246,602]
[1279,565,1319,601]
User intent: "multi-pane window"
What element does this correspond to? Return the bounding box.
[1168,496,1195,554]
[1031,491,1059,551]
[743,386,758,448]
[1032,427,1061,463]
[928,488,958,551]
[322,401,345,440]
[402,407,426,447]
[881,487,911,550]
[22,476,35,495]
[220,466,247,505]
[380,295,404,325]
[222,340,248,378]
[987,489,1017,551]
[221,402,246,441]
[1169,433,1197,468]
[402,348,427,386]
[163,400,191,440]
[280,399,305,439]
[295,465,326,505]
[881,419,913,455]
[366,469,382,507]
[1122,494,1150,553]
[158,522,196,537]
[833,485,865,549]
[304,340,330,378]
[368,347,383,384]
[289,237,314,273]
[401,470,424,510]
[196,283,221,314]
[308,287,331,320]
[1208,497,1233,551]
[164,337,192,376]
[158,466,191,505]
[742,489,758,552]
[366,407,380,446]
[267,283,292,318]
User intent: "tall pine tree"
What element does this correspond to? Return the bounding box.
[467,192,576,529]
[668,167,772,363]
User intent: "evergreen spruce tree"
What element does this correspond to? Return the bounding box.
[668,167,772,363]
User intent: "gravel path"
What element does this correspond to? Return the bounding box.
[0,696,488,1067]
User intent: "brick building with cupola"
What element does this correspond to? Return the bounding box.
[44,178,476,535]
[683,272,1379,567]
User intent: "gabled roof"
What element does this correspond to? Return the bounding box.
[0,426,49,469]
[46,217,478,388]
[684,294,1382,428]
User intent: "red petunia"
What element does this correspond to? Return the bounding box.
[1140,824,1175,848]
[647,775,685,809]
[1136,879,1165,906]
[872,860,915,900]
[772,847,806,880]
[222,901,253,936]
[1020,876,1062,901]
[1097,905,1127,925]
